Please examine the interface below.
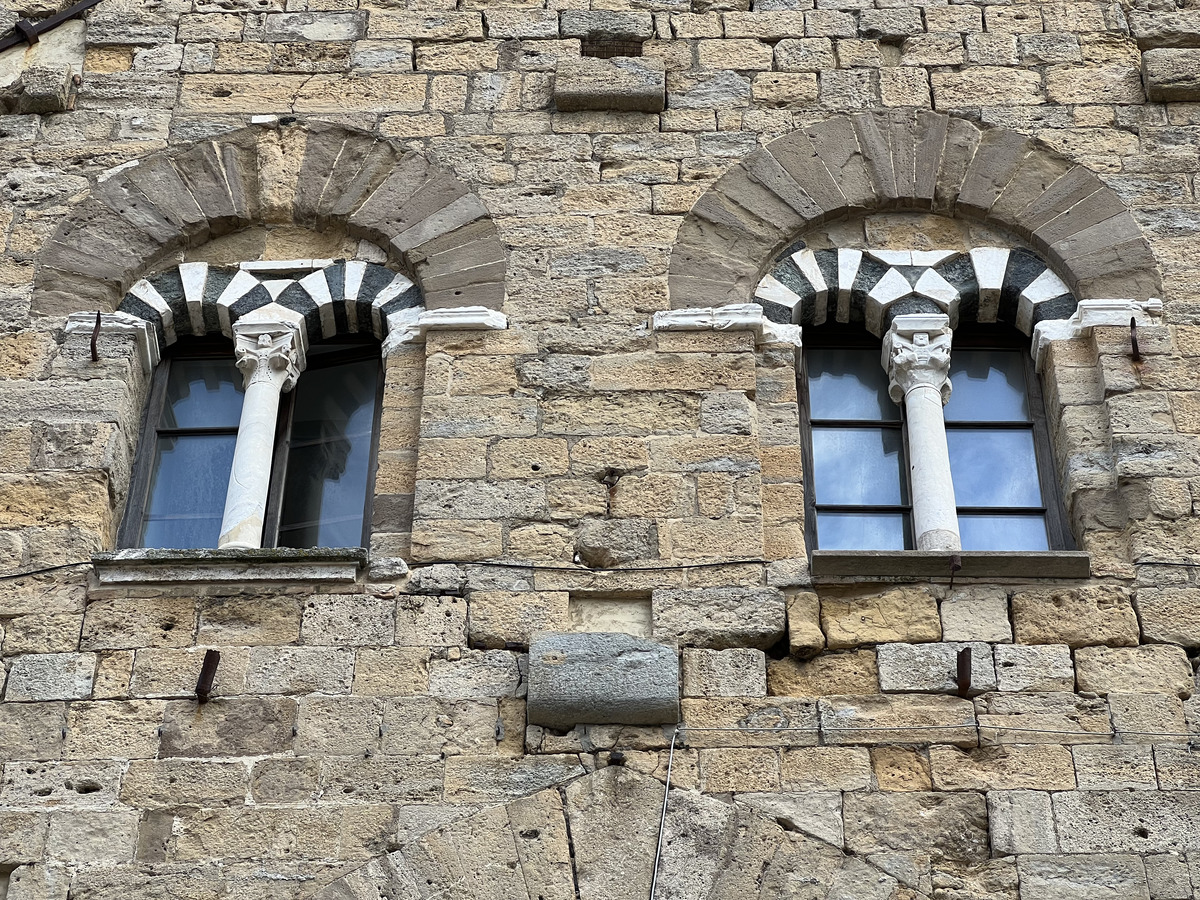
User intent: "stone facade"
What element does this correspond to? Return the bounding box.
[2,0,1200,898]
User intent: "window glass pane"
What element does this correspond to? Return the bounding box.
[944,349,1029,423]
[140,434,236,548]
[817,512,909,550]
[160,358,243,429]
[947,429,1042,507]
[959,514,1049,551]
[277,357,378,548]
[812,427,908,505]
[807,347,898,422]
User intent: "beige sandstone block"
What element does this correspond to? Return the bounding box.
[196,596,302,646]
[416,438,489,479]
[682,648,767,698]
[780,746,872,791]
[611,473,693,518]
[2,613,82,654]
[1075,645,1193,699]
[0,333,53,379]
[592,352,756,392]
[820,587,941,649]
[786,592,825,657]
[0,474,111,532]
[489,438,569,478]
[120,759,249,808]
[1011,586,1139,648]
[547,479,609,519]
[820,694,977,747]
[976,692,1112,745]
[352,647,430,696]
[447,354,518,395]
[411,519,503,562]
[469,591,571,649]
[82,597,196,651]
[442,754,586,802]
[871,747,932,791]
[66,700,165,760]
[768,650,878,696]
[930,745,1077,791]
[699,747,780,792]
[931,66,1043,105]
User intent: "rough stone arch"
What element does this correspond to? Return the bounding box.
[311,767,952,900]
[668,110,1161,311]
[31,122,506,317]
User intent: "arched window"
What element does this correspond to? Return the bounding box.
[120,334,383,551]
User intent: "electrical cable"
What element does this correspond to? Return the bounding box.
[677,723,1199,739]
[649,727,677,900]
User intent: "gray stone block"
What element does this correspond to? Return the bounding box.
[527,632,680,730]
[4,653,95,701]
[653,587,786,650]
[554,56,665,113]
[1018,854,1149,900]
[560,10,653,39]
[1144,49,1200,101]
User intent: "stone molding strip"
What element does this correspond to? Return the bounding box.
[92,547,366,584]
[669,110,1161,311]
[1032,297,1164,371]
[382,305,508,355]
[652,303,802,347]
[32,122,507,317]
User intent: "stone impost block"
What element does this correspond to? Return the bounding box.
[681,648,766,698]
[527,633,679,730]
[1075,645,1193,699]
[4,654,95,702]
[877,642,997,696]
[554,56,666,114]
[653,587,785,650]
[1143,49,1200,101]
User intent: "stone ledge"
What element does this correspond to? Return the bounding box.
[811,551,1091,581]
[92,547,367,584]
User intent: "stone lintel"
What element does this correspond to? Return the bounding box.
[811,550,1092,581]
[553,56,666,114]
[64,310,162,373]
[1031,298,1163,371]
[92,547,367,585]
[382,305,508,354]
[527,632,681,730]
[652,303,803,347]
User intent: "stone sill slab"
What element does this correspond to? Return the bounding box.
[92,548,367,584]
[811,550,1091,580]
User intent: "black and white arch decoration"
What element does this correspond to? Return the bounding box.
[754,245,1078,338]
[117,258,422,347]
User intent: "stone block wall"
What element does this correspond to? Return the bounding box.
[2,0,1200,896]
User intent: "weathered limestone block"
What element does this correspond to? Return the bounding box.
[568,594,652,637]
[877,642,997,695]
[1054,791,1200,853]
[4,66,77,115]
[976,692,1112,744]
[779,746,872,790]
[737,791,844,846]
[819,695,977,747]
[768,650,879,696]
[930,745,1076,791]
[653,587,785,649]
[560,10,653,38]
[4,653,95,701]
[321,756,444,803]
[120,759,249,808]
[197,596,302,646]
[382,698,497,756]
[1018,853,1149,900]
[993,644,1075,692]
[396,595,467,647]
[844,792,990,866]
[1136,588,1200,647]
[250,758,321,804]
[575,518,657,568]
[681,648,766,698]
[442,754,586,803]
[295,696,381,756]
[820,587,941,649]
[1109,692,1188,744]
[1075,645,1193,698]
[159,697,295,758]
[1143,49,1200,101]
[352,647,430,696]
[989,792,1058,855]
[81,596,196,650]
[245,646,353,694]
[698,746,781,792]
[554,57,666,114]
[940,589,1012,643]
[0,811,49,863]
[300,592,396,646]
[786,592,824,657]
[0,760,123,808]
[45,809,138,864]
[565,767,663,900]
[1011,586,1139,648]
[1072,745,1158,790]
[871,746,932,791]
[131,647,249,699]
[527,633,679,730]
[428,649,523,699]
[682,697,818,748]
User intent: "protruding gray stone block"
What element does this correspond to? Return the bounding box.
[1143,49,1200,101]
[527,632,680,730]
[554,56,666,113]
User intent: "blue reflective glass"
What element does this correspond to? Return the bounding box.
[812,427,907,505]
[959,514,1049,551]
[160,358,243,429]
[807,347,898,422]
[817,512,908,550]
[277,357,378,549]
[140,434,237,549]
[947,429,1041,507]
[944,349,1029,423]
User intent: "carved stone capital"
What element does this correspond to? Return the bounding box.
[882,313,953,405]
[232,322,306,392]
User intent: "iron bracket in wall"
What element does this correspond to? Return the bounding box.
[0,0,104,55]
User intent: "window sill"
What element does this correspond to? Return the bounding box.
[810,550,1090,581]
[92,548,368,585]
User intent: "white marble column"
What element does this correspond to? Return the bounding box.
[882,313,961,553]
[218,320,306,550]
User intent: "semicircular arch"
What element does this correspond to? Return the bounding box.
[31,122,506,318]
[668,110,1161,312]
